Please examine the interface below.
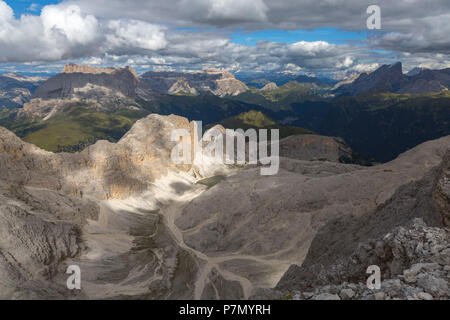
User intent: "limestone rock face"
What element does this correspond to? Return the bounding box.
[0,112,449,300]
[0,204,83,298]
[34,64,141,100]
[0,113,199,200]
[20,64,148,118]
[175,136,449,297]
[204,69,249,96]
[255,152,450,300]
[260,82,278,91]
[141,69,248,97]
[0,73,44,109]
[269,219,449,300]
[168,78,198,95]
[62,63,136,76]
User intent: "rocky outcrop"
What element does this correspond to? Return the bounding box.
[269,218,449,300]
[0,112,449,300]
[34,64,141,100]
[204,69,249,96]
[332,73,360,90]
[0,203,85,298]
[0,114,201,200]
[279,134,360,164]
[0,113,219,298]
[168,78,198,95]
[141,68,248,97]
[20,64,150,118]
[33,65,139,100]
[174,136,449,298]
[62,63,132,76]
[0,73,44,109]
[251,150,450,299]
[260,82,278,91]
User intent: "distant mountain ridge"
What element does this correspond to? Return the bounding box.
[141,68,248,97]
[1,64,262,152]
[236,72,337,88]
[334,62,450,96]
[0,73,44,109]
[33,64,143,100]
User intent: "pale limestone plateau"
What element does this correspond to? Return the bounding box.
[0,113,449,299]
[18,64,249,120]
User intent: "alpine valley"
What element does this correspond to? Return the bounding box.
[0,61,449,300]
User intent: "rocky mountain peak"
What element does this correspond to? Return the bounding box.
[26,63,144,116]
[260,82,278,91]
[63,63,114,74]
[62,63,138,79]
[334,62,408,95]
[140,68,248,97]
[378,61,403,77]
[168,78,198,95]
[203,68,235,80]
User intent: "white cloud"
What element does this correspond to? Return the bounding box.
[106,20,167,52]
[288,41,335,57]
[0,1,168,63]
[0,1,102,62]
[352,63,379,73]
[336,56,354,69]
[0,0,13,21]
[41,5,99,45]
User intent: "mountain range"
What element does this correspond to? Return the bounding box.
[0,61,449,161]
[334,62,450,96]
[0,73,44,109]
[0,59,449,300]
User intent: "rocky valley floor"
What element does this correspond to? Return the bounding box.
[0,114,448,300]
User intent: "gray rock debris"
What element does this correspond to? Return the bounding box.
[283,219,449,300]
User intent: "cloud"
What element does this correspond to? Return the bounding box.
[181,0,268,25]
[27,3,40,12]
[368,13,450,54]
[67,0,450,54]
[41,5,99,45]
[0,1,167,62]
[0,0,449,77]
[0,2,102,62]
[106,19,167,52]
[351,62,379,73]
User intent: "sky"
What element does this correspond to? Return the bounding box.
[0,0,449,79]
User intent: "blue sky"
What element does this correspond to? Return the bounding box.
[6,0,61,16]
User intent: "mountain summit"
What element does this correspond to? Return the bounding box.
[334,62,450,96]
[141,68,248,97]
